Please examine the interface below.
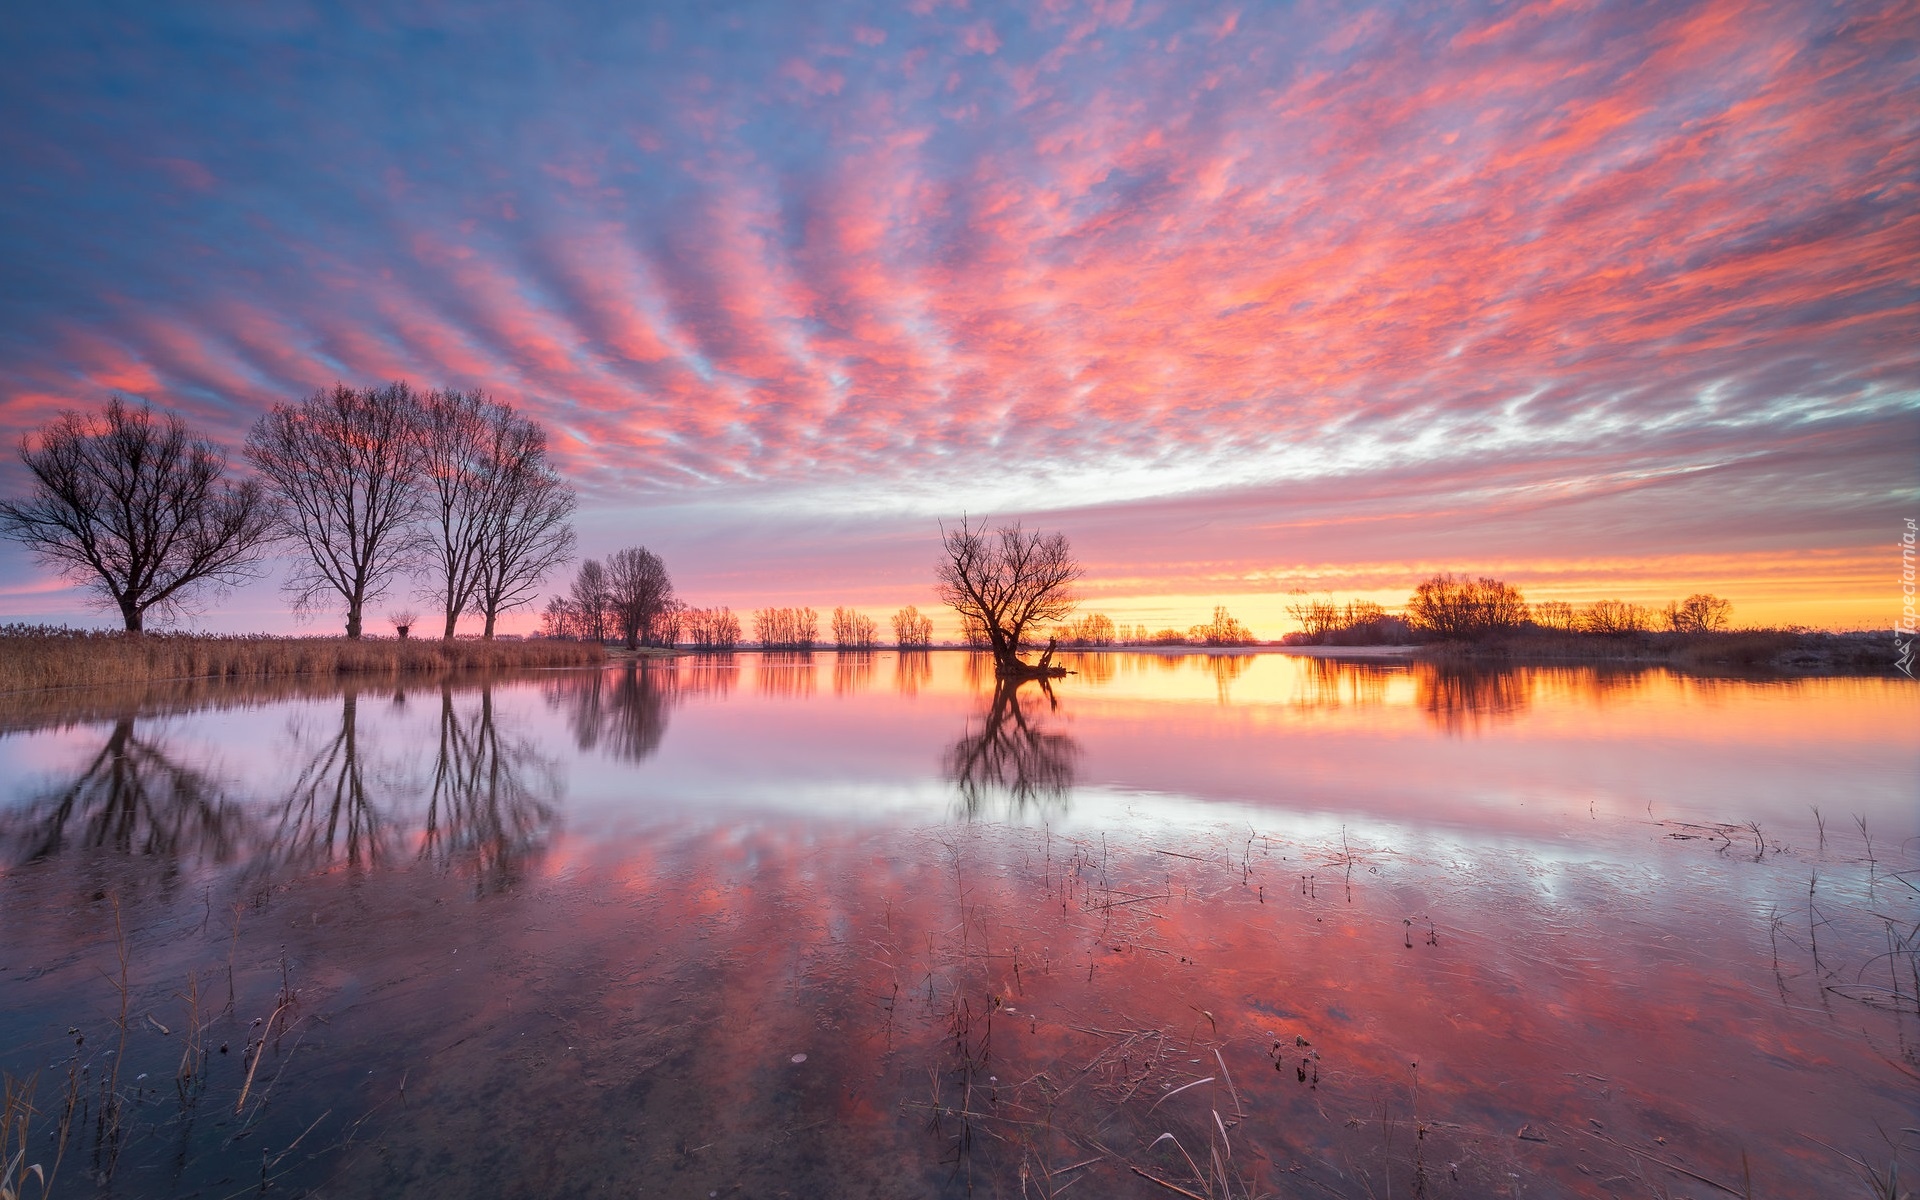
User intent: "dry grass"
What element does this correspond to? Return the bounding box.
[0,625,605,695]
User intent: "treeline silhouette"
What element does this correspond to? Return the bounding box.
[1284,573,1742,646]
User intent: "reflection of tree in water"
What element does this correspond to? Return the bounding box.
[945,680,1079,820]
[548,665,679,762]
[1294,657,1396,709]
[421,686,561,894]
[832,650,875,696]
[1204,653,1252,703]
[1416,665,1532,735]
[1060,652,1115,685]
[756,652,818,699]
[894,650,933,696]
[263,690,394,870]
[0,717,251,870]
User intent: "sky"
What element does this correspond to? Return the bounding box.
[0,0,1915,637]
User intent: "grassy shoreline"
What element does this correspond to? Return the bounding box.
[0,625,605,695]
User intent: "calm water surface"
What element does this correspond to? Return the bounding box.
[0,652,1914,1199]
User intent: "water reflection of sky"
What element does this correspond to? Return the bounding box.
[0,653,1913,1199]
[1,652,1914,861]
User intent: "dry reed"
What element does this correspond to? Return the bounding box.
[0,625,604,695]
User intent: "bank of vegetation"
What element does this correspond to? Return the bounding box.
[0,624,602,695]
[1282,574,1894,673]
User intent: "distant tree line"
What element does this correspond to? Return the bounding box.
[0,388,575,637]
[1284,573,1736,645]
[541,548,680,648]
[683,607,742,649]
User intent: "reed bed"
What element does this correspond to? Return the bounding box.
[1420,628,1896,672]
[0,625,604,695]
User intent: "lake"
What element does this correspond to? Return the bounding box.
[1,651,1914,1198]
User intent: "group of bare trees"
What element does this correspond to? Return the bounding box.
[541,548,679,648]
[1531,593,1733,636]
[831,606,879,649]
[1284,598,1412,646]
[892,605,934,647]
[0,389,576,637]
[1394,574,1734,642]
[683,607,742,649]
[247,383,574,639]
[754,606,818,649]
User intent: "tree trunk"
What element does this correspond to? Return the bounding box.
[345,604,363,639]
[482,608,497,640]
[121,602,144,633]
[442,608,459,640]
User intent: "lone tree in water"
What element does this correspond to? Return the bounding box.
[0,397,277,631]
[935,517,1081,676]
[247,383,426,639]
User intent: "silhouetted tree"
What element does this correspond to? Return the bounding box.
[891,605,934,647]
[247,383,426,638]
[607,547,674,649]
[0,397,277,631]
[569,559,612,643]
[1063,612,1116,646]
[1578,598,1652,635]
[417,388,493,639]
[684,606,742,649]
[1663,593,1733,633]
[1190,606,1256,645]
[755,606,818,649]
[832,606,878,648]
[469,404,575,638]
[1406,574,1529,641]
[935,517,1081,675]
[1531,600,1578,631]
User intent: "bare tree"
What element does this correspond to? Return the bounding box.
[0,397,277,631]
[1190,606,1255,645]
[417,388,493,639]
[1406,573,1529,641]
[569,559,612,643]
[754,606,818,649]
[935,517,1080,676]
[892,605,934,647]
[247,383,425,638]
[684,606,741,650]
[1663,594,1733,633]
[607,547,674,650]
[832,606,878,649]
[469,402,576,638]
[1578,598,1652,635]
